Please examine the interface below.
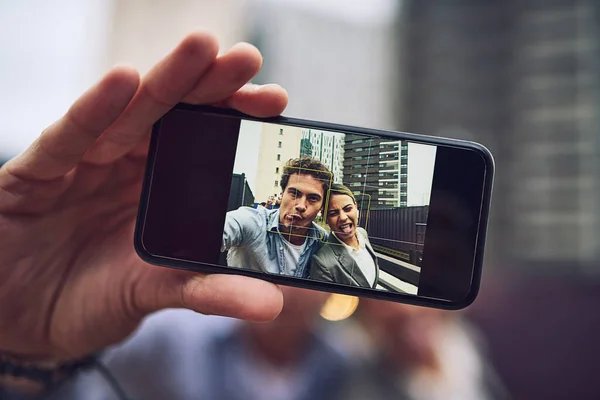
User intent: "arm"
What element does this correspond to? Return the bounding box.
[221,207,257,252]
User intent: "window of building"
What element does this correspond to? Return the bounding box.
[279,128,283,135]
[275,167,279,173]
[274,180,279,187]
[278,141,282,148]
[277,154,281,161]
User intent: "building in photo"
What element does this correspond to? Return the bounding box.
[299,129,345,183]
[343,134,383,205]
[255,124,303,202]
[406,142,436,206]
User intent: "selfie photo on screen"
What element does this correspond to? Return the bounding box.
[220,120,436,295]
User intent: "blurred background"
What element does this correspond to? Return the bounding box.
[2,0,600,399]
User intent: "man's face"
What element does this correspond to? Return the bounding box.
[278,173,324,232]
[326,194,359,243]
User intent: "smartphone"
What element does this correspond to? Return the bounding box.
[134,104,494,310]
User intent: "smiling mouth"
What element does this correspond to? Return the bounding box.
[338,223,353,234]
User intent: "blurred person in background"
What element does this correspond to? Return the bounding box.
[337,298,512,400]
[50,287,510,400]
[57,286,350,400]
[266,195,275,209]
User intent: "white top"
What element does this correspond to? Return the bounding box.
[336,229,377,287]
[281,239,305,276]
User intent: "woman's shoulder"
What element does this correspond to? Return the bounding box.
[315,240,337,257]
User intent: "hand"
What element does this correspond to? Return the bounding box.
[0,31,286,362]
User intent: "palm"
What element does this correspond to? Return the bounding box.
[0,32,286,362]
[2,151,151,356]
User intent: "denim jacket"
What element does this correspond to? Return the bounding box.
[222,207,328,278]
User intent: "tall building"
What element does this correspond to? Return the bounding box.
[508,1,600,269]
[406,142,436,207]
[255,124,303,202]
[400,0,600,270]
[377,140,407,207]
[343,134,383,205]
[342,136,413,208]
[299,129,345,183]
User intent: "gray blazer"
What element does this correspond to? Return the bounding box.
[309,227,379,288]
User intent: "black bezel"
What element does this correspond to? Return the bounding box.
[134,103,494,310]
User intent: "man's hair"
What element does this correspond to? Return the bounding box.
[280,157,332,202]
[328,183,357,204]
[260,202,267,206]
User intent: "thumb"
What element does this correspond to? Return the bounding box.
[133,268,284,322]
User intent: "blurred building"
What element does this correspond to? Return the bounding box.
[105,0,247,73]
[247,0,400,127]
[399,0,600,272]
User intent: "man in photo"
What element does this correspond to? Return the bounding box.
[309,184,380,288]
[222,157,332,278]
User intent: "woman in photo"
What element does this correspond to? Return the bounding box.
[309,184,379,288]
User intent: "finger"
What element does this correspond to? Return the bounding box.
[182,42,263,105]
[84,31,220,164]
[126,83,288,161]
[129,83,289,159]
[2,66,140,181]
[123,43,264,161]
[225,83,289,117]
[139,270,283,322]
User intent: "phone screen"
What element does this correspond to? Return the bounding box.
[137,105,493,309]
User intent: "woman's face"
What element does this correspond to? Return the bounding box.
[326,194,358,243]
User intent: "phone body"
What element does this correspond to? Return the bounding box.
[134,104,494,310]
